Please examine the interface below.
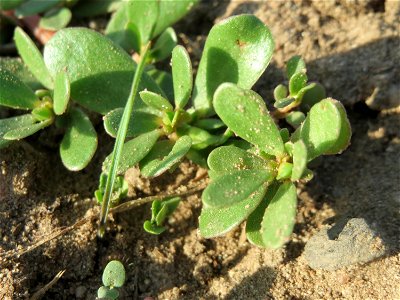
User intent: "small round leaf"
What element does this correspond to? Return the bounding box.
[39,7,72,31]
[102,260,126,288]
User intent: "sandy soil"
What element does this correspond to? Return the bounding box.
[1,1,399,299]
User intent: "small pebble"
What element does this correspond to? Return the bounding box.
[304,218,387,270]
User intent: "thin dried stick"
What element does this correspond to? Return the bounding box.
[29,269,66,300]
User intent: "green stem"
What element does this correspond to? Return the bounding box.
[98,43,151,237]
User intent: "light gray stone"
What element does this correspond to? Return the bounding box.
[304,218,387,270]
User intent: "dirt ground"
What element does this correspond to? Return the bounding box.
[1,1,399,299]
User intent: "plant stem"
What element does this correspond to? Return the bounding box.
[98,42,151,237]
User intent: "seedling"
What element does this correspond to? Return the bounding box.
[198,83,351,248]
[144,197,180,234]
[98,260,126,300]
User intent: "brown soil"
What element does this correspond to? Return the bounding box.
[1,1,399,299]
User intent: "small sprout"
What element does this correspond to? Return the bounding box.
[98,260,125,299]
[273,84,288,101]
[144,197,181,234]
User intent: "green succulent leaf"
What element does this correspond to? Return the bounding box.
[245,184,279,247]
[276,162,293,180]
[291,140,307,181]
[139,91,173,112]
[300,83,326,111]
[150,27,177,63]
[273,84,288,101]
[53,71,70,115]
[60,108,97,171]
[39,7,72,31]
[105,3,141,52]
[199,184,267,238]
[261,182,297,249]
[172,45,193,109]
[214,83,284,157]
[140,136,192,177]
[0,0,24,10]
[286,55,306,79]
[274,97,294,109]
[102,130,161,175]
[97,286,119,300]
[203,169,273,208]
[147,68,174,101]
[44,28,161,114]
[279,128,290,143]
[285,111,305,128]
[102,260,126,288]
[208,145,275,176]
[289,72,307,96]
[104,108,160,138]
[31,106,53,121]
[153,197,180,226]
[298,98,351,160]
[14,27,53,89]
[3,118,52,140]
[193,118,225,131]
[0,67,38,109]
[15,0,62,17]
[72,0,121,17]
[143,221,166,235]
[0,57,41,90]
[176,125,219,150]
[193,14,274,115]
[0,114,36,148]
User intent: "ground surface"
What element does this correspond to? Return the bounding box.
[1,1,399,299]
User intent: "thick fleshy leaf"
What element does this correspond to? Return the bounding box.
[246,184,279,247]
[39,7,72,31]
[289,72,307,96]
[14,27,53,89]
[139,91,173,112]
[126,0,158,44]
[299,98,351,160]
[261,182,297,249]
[147,68,174,101]
[143,221,166,235]
[0,114,36,148]
[53,71,70,115]
[208,145,274,175]
[15,0,62,17]
[97,286,119,300]
[276,162,293,180]
[154,197,180,226]
[202,169,273,208]
[193,118,225,131]
[285,111,305,128]
[60,108,97,171]
[176,125,219,150]
[291,140,307,181]
[0,67,38,109]
[172,45,192,109]
[72,0,121,17]
[105,3,139,52]
[274,97,294,109]
[102,130,161,174]
[150,27,177,63]
[31,106,53,121]
[273,84,287,101]
[140,136,192,177]
[0,57,41,90]
[104,108,160,138]
[3,118,52,140]
[193,14,274,115]
[199,184,267,238]
[286,55,306,79]
[0,0,24,10]
[214,83,284,157]
[300,83,326,111]
[102,260,126,288]
[152,0,198,38]
[44,28,161,114]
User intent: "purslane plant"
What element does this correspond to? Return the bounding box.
[97,260,126,300]
[97,14,277,234]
